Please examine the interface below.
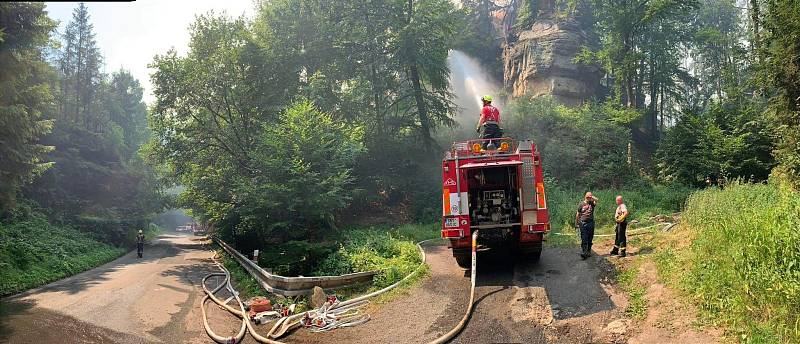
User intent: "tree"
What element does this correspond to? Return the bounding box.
[656,101,774,186]
[104,69,149,155]
[57,2,104,131]
[688,0,748,106]
[0,3,56,215]
[582,0,697,144]
[397,0,460,150]
[22,3,164,222]
[760,0,800,186]
[506,96,635,187]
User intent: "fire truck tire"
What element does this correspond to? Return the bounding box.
[518,242,543,263]
[453,250,471,269]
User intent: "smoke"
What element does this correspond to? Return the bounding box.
[446,50,504,135]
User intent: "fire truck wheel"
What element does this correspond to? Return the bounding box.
[453,250,471,269]
[524,250,542,263]
[518,242,543,263]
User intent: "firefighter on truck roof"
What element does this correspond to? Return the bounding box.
[476,95,503,148]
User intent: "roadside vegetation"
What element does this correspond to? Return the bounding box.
[0,207,125,296]
[252,223,437,287]
[651,182,800,343]
[220,224,437,307]
[0,3,165,294]
[544,184,690,246]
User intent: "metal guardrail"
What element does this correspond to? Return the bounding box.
[214,237,378,296]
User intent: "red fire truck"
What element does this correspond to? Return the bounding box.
[441,138,550,268]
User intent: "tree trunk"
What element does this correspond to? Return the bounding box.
[749,0,760,54]
[406,0,434,148]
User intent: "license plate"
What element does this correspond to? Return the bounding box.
[445,218,459,228]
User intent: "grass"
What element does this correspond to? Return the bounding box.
[616,261,649,319]
[0,210,126,296]
[220,222,438,307]
[673,181,800,343]
[313,222,438,289]
[545,183,691,246]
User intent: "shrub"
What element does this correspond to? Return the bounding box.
[313,223,438,288]
[506,96,637,188]
[0,210,125,296]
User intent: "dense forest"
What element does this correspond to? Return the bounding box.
[1,3,162,293]
[1,3,162,233]
[1,0,799,339]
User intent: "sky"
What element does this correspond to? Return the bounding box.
[45,1,256,104]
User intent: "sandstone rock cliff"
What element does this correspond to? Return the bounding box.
[503,5,601,106]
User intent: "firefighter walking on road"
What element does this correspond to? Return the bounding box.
[576,192,598,260]
[611,195,629,257]
[136,229,145,258]
[476,95,503,148]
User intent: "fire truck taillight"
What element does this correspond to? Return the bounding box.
[536,182,547,209]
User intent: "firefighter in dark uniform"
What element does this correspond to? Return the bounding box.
[136,229,145,258]
[476,95,503,148]
[575,192,598,260]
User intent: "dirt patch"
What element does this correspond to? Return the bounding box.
[595,234,722,344]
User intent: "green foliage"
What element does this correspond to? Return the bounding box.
[616,266,648,319]
[545,183,691,235]
[681,182,800,342]
[25,122,164,220]
[313,223,437,289]
[148,0,464,250]
[506,96,637,188]
[657,101,774,186]
[760,0,800,188]
[0,207,125,296]
[0,2,56,215]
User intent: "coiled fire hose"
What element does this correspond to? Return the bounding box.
[202,232,480,344]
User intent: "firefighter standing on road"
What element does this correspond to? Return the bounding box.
[575,192,598,260]
[611,195,628,257]
[136,229,145,258]
[476,95,503,148]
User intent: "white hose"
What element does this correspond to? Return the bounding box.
[200,255,248,343]
[553,222,675,237]
[427,229,479,344]
[202,238,440,343]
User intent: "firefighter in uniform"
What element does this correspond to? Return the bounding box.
[575,192,598,260]
[476,95,503,148]
[136,229,145,258]
[611,195,628,257]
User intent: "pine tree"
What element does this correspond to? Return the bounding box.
[57,2,103,131]
[0,3,57,215]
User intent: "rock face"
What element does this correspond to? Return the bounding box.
[503,9,601,106]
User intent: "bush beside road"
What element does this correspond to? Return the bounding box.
[0,210,125,296]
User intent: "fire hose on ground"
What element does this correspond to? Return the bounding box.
[552,221,677,238]
[201,231,482,344]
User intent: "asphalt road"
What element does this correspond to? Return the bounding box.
[0,234,633,344]
[290,242,628,344]
[0,233,225,344]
